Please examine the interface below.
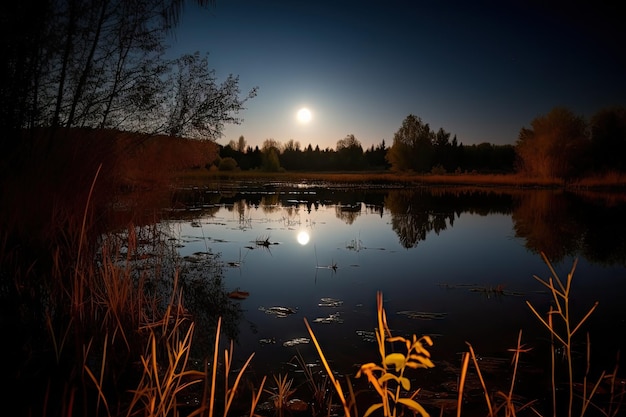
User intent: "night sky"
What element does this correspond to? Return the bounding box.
[168,0,625,150]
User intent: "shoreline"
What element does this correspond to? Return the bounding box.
[174,169,626,192]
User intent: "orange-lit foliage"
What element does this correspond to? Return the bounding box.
[2,128,218,262]
[112,131,217,189]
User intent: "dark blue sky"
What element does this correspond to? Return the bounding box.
[169,0,625,149]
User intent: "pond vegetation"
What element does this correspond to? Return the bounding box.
[3,2,626,415]
[3,169,625,416]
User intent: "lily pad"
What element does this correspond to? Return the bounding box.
[259,306,297,317]
[283,337,310,347]
[397,310,448,320]
[227,289,249,300]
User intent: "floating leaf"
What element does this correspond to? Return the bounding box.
[282,337,310,347]
[227,290,249,299]
[397,311,447,320]
[259,306,297,317]
[318,297,343,307]
[356,330,377,343]
[313,313,343,324]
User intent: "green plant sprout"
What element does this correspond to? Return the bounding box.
[306,291,434,417]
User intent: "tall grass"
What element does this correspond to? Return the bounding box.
[302,258,623,417]
[3,130,624,416]
[8,221,626,417]
[526,253,598,417]
[452,253,624,417]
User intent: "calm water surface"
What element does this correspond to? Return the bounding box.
[161,185,626,387]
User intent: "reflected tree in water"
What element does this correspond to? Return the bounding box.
[512,190,626,266]
[511,190,582,261]
[261,194,281,213]
[335,203,362,225]
[177,251,243,356]
[385,190,455,248]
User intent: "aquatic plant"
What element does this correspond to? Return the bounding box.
[526,253,599,417]
[458,331,537,417]
[355,292,434,417]
[453,253,624,417]
[263,373,296,417]
[292,351,333,414]
[305,291,434,417]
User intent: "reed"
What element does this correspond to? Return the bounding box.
[458,331,537,417]
[263,374,296,417]
[292,351,333,414]
[304,317,354,416]
[526,253,599,417]
[453,253,623,417]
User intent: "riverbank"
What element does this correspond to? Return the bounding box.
[175,169,626,191]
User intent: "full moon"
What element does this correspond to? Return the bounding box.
[297,231,310,245]
[297,108,312,123]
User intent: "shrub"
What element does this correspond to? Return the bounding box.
[218,157,238,171]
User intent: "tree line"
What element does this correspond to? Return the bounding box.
[216,128,517,174]
[215,106,625,179]
[2,1,624,181]
[215,121,516,174]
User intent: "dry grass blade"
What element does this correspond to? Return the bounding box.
[74,163,102,288]
[249,375,267,417]
[46,314,73,363]
[465,342,493,416]
[526,301,567,347]
[209,317,222,417]
[304,317,352,417]
[127,322,204,417]
[456,352,470,417]
[580,332,607,416]
[525,253,618,417]
[83,333,111,417]
[264,373,296,414]
[293,351,330,409]
[224,342,256,414]
[570,302,599,337]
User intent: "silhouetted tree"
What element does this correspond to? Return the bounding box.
[589,106,626,173]
[515,107,589,180]
[386,114,434,172]
[460,143,516,173]
[281,139,302,170]
[432,127,451,171]
[365,140,390,169]
[163,53,256,139]
[261,138,281,171]
[0,0,254,150]
[239,145,262,170]
[236,135,247,152]
[336,134,365,170]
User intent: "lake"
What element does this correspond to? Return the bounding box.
[152,182,626,410]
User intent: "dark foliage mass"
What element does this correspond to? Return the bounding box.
[0,0,253,178]
[217,106,626,179]
[217,123,517,174]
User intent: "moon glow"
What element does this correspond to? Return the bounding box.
[297,231,310,245]
[297,108,312,123]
